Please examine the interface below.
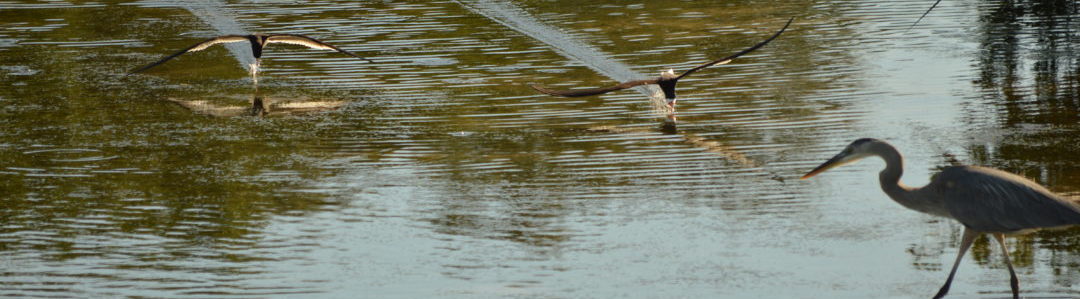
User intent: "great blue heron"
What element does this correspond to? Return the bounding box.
[530,18,793,111]
[129,34,373,75]
[801,138,1080,299]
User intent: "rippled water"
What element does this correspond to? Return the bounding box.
[2,0,1079,297]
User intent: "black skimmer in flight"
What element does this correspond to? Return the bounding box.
[130,34,372,75]
[530,18,792,111]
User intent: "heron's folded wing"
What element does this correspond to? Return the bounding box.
[130,35,249,73]
[933,166,1080,232]
[677,17,793,80]
[530,79,657,97]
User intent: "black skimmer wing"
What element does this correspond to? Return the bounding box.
[909,0,944,30]
[530,79,659,98]
[264,34,373,63]
[676,17,793,80]
[130,35,250,73]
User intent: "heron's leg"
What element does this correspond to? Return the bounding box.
[933,228,978,299]
[991,233,1020,299]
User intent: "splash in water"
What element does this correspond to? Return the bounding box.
[249,61,259,85]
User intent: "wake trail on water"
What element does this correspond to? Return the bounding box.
[452,0,667,113]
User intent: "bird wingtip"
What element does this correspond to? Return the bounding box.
[780,17,795,32]
[529,84,556,95]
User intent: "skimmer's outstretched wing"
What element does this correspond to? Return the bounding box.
[676,17,793,80]
[130,35,249,73]
[265,34,373,63]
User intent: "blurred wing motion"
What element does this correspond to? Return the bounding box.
[530,79,658,98]
[677,17,793,80]
[265,34,373,62]
[130,35,249,73]
[930,166,1080,232]
[908,0,944,31]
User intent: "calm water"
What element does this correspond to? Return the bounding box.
[1,0,1079,298]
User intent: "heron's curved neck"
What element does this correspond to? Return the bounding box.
[874,143,940,215]
[876,142,904,189]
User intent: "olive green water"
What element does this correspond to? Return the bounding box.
[1,0,1078,298]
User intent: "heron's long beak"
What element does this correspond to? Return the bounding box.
[800,153,849,179]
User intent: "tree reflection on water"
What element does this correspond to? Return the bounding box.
[963,0,1080,283]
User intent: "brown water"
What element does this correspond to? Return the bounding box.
[1,0,1078,297]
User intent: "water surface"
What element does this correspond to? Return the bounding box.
[1,0,1079,298]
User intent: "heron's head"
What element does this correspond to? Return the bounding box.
[801,138,882,179]
[660,69,678,79]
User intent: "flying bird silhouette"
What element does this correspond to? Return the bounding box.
[530,18,793,110]
[130,33,372,74]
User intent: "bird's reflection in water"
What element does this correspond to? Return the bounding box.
[167,94,345,117]
[250,96,268,116]
[653,107,762,168]
[581,118,758,169]
[660,114,677,134]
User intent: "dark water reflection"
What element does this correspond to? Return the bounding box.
[1,0,1079,297]
[962,0,1080,287]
